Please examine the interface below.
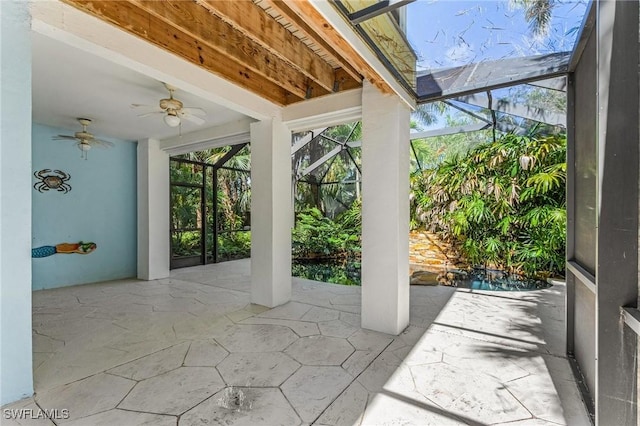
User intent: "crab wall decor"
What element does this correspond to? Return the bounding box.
[34,169,72,193]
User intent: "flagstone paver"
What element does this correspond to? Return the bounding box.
[118,367,224,415]
[3,259,589,426]
[217,352,300,386]
[180,387,301,426]
[285,335,354,366]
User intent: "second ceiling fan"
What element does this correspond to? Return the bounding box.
[132,83,206,128]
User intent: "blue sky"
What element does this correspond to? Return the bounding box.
[404,0,588,71]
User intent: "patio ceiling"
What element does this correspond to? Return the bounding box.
[31,32,250,142]
[59,0,399,106]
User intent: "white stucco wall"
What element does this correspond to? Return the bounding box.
[250,119,292,307]
[137,138,170,280]
[360,81,411,335]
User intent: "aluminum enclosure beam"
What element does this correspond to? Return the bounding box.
[299,145,342,178]
[291,128,327,155]
[410,123,490,140]
[593,1,639,424]
[527,76,567,92]
[454,93,566,127]
[348,0,415,25]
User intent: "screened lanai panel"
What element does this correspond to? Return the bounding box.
[468,83,566,124]
[411,98,487,131]
[417,52,570,101]
[292,136,337,177]
[299,160,334,183]
[232,144,251,168]
[334,0,416,89]
[171,160,204,185]
[490,83,566,119]
[292,123,362,184]
[573,26,597,275]
[323,150,358,183]
[334,0,587,99]
[322,121,361,144]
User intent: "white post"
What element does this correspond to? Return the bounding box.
[137,138,170,280]
[361,81,411,335]
[250,119,292,307]
[0,0,33,404]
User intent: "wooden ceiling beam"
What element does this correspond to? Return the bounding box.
[259,0,362,84]
[196,0,336,94]
[272,0,394,95]
[61,0,301,105]
[334,68,362,92]
[129,0,312,99]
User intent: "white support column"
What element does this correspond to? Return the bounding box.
[250,119,292,307]
[0,0,33,404]
[361,81,411,335]
[137,138,170,280]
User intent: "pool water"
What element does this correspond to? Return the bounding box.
[293,261,552,291]
[453,269,552,291]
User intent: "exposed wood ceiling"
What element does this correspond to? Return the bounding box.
[60,0,388,106]
[265,0,394,94]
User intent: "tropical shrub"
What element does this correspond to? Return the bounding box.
[171,230,201,257]
[217,231,251,261]
[292,201,361,259]
[411,133,566,277]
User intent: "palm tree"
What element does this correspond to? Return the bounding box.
[204,146,251,230]
[510,0,554,38]
[411,132,566,276]
[412,102,445,128]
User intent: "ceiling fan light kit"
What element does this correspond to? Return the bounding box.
[163,113,181,128]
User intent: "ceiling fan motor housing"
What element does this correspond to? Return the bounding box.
[74,131,93,140]
[160,98,183,111]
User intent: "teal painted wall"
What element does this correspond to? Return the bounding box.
[1,0,34,405]
[32,123,137,290]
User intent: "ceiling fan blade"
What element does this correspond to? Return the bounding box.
[137,111,165,118]
[131,103,158,108]
[91,139,115,149]
[53,135,78,140]
[180,113,205,125]
[182,107,206,116]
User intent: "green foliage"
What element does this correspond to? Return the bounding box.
[170,146,252,262]
[291,261,361,286]
[171,230,201,257]
[411,120,492,173]
[411,133,566,277]
[217,231,251,261]
[292,201,361,259]
[336,199,362,231]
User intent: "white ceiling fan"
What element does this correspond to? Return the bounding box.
[53,118,114,160]
[132,83,206,128]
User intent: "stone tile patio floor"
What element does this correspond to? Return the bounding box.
[3,259,591,425]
